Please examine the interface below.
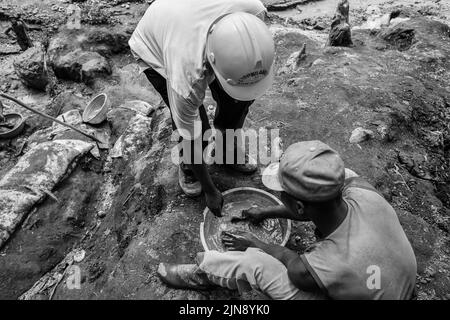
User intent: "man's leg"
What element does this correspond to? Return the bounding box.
[198,248,323,300]
[208,79,257,173]
[208,79,253,131]
[143,68,203,196]
[143,68,175,129]
[158,248,324,300]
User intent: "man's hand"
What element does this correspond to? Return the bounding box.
[238,207,266,224]
[205,188,223,217]
[221,230,262,251]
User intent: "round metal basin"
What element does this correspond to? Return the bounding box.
[0,113,25,139]
[200,187,292,252]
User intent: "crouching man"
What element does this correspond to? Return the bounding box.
[129,0,275,216]
[157,141,417,300]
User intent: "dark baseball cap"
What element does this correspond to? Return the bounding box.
[262,141,345,201]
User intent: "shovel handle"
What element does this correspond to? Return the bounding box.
[0,92,102,143]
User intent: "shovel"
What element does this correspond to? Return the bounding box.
[0,92,104,144]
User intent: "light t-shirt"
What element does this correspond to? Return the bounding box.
[301,177,417,300]
[129,0,266,139]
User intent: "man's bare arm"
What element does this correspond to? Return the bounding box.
[238,205,310,223]
[256,206,302,220]
[187,139,223,217]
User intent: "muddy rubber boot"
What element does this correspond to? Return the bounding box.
[157,263,213,290]
[178,164,202,197]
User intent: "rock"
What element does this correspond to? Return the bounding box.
[349,127,374,144]
[48,27,129,57]
[51,92,87,115]
[119,100,156,116]
[379,25,416,51]
[79,53,111,82]
[424,268,437,278]
[107,107,136,140]
[47,27,128,83]
[372,120,396,142]
[0,140,93,248]
[358,13,392,30]
[51,109,83,136]
[328,23,352,47]
[287,77,304,87]
[376,122,389,139]
[9,18,33,51]
[109,114,153,161]
[97,210,107,218]
[327,0,353,47]
[10,82,19,90]
[278,43,307,75]
[422,130,444,148]
[313,23,326,31]
[73,249,86,263]
[396,151,437,181]
[51,49,111,83]
[13,45,49,91]
[389,17,411,28]
[66,4,81,30]
[312,58,326,66]
[49,109,111,149]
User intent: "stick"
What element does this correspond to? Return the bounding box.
[0,92,102,143]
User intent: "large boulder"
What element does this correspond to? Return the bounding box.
[327,0,353,47]
[379,26,416,51]
[51,49,111,83]
[13,45,49,91]
[47,27,129,83]
[48,27,129,58]
[0,139,93,248]
[377,18,450,53]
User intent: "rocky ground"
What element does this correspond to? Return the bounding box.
[0,0,449,300]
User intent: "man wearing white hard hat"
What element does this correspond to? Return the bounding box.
[129,0,274,216]
[157,141,417,300]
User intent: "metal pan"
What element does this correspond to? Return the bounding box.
[200,187,292,252]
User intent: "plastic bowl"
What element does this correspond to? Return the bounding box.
[82,93,110,124]
[0,113,25,139]
[200,187,292,252]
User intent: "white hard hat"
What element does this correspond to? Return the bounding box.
[206,12,275,101]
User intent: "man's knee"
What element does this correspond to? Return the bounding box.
[241,248,280,276]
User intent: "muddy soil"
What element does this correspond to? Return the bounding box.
[0,0,449,300]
